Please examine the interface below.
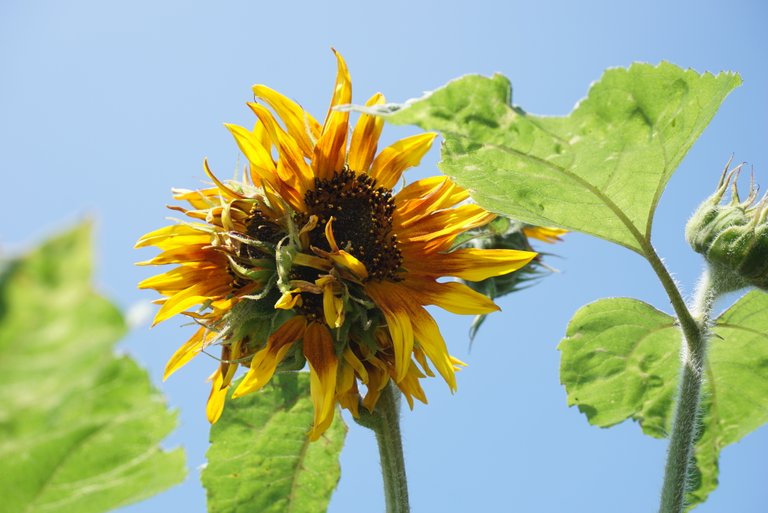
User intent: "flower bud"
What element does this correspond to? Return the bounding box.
[686,160,768,291]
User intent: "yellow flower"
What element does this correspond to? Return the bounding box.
[136,50,536,440]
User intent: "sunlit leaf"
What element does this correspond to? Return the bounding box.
[559,298,680,437]
[689,290,768,507]
[0,223,186,513]
[203,373,347,513]
[378,63,740,253]
[559,293,768,509]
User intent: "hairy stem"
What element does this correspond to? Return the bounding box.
[657,268,716,513]
[354,382,410,513]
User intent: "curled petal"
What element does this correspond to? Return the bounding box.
[370,133,437,189]
[303,322,339,440]
[233,316,307,398]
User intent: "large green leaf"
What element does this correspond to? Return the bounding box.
[689,290,768,506]
[559,298,680,437]
[559,293,768,509]
[380,63,741,253]
[203,373,347,513]
[0,223,186,513]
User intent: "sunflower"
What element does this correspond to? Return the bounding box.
[136,50,537,440]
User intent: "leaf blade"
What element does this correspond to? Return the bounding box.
[383,64,742,252]
[0,224,186,513]
[559,292,768,509]
[203,373,347,513]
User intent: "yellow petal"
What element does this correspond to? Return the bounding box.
[136,244,220,266]
[369,133,437,189]
[303,322,339,440]
[401,204,495,252]
[324,217,340,252]
[138,264,222,293]
[395,178,469,225]
[203,158,246,200]
[233,316,307,398]
[321,279,345,328]
[248,102,314,193]
[224,122,278,187]
[313,49,351,180]
[275,289,302,310]
[206,368,229,423]
[135,224,211,249]
[163,327,212,381]
[394,361,428,409]
[408,305,456,392]
[343,348,369,383]
[348,92,385,173]
[413,346,435,377]
[523,226,568,243]
[403,279,499,315]
[153,279,231,325]
[252,84,321,157]
[367,282,456,389]
[335,250,370,281]
[424,248,537,281]
[364,282,414,382]
[336,364,360,418]
[362,365,389,412]
[312,244,369,281]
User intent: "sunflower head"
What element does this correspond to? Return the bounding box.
[136,50,537,440]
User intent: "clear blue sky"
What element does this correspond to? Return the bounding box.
[2,1,766,512]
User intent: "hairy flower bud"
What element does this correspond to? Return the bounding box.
[686,160,768,291]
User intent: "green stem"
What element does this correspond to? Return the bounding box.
[354,382,410,513]
[656,267,717,513]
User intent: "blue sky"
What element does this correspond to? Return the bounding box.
[2,1,766,512]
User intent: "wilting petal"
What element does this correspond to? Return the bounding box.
[275,289,302,309]
[233,316,307,398]
[153,278,232,325]
[206,368,229,423]
[524,225,568,243]
[365,282,414,382]
[336,363,359,417]
[343,348,369,383]
[164,327,213,381]
[224,123,278,188]
[303,322,339,440]
[252,84,321,157]
[394,360,428,409]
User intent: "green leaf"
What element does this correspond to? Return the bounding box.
[559,293,768,509]
[688,290,768,507]
[559,298,681,437]
[381,63,741,253]
[203,373,347,513]
[0,223,186,513]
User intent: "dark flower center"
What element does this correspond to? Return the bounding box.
[301,168,402,281]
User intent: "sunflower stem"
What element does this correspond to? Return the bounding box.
[657,268,718,513]
[355,382,410,513]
